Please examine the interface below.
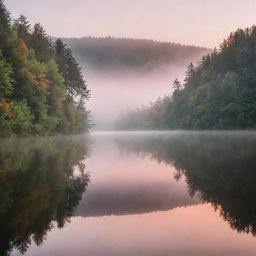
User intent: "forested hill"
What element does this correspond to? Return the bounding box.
[0,1,90,137]
[115,27,256,130]
[60,37,210,72]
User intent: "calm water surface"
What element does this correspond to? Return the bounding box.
[1,131,256,256]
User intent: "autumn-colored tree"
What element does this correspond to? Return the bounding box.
[0,1,90,136]
[15,38,29,59]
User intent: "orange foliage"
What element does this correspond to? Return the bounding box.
[21,68,40,87]
[16,38,29,58]
[33,80,39,87]
[41,81,50,89]
[21,68,52,89]
[0,100,13,118]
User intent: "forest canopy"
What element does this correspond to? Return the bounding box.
[60,36,210,72]
[0,1,90,137]
[115,27,256,130]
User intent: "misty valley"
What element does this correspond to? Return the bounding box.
[2,0,256,255]
[62,36,209,130]
[1,131,256,256]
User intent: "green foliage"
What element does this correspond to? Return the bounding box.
[0,54,13,99]
[0,1,90,137]
[29,23,53,62]
[55,39,90,102]
[116,27,256,130]
[46,59,65,114]
[11,100,33,135]
[0,1,14,60]
[13,15,31,46]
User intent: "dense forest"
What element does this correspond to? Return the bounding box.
[61,37,210,72]
[115,27,256,130]
[0,1,90,137]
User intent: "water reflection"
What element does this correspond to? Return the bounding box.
[75,133,197,217]
[115,131,256,235]
[2,131,256,256]
[0,135,90,256]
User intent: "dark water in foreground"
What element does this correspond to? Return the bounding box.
[1,131,256,255]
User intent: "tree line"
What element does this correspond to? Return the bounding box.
[0,1,90,137]
[61,36,210,72]
[115,27,256,130]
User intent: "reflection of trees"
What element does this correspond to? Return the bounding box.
[115,132,256,235]
[0,135,90,255]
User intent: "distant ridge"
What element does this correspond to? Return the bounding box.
[59,36,211,72]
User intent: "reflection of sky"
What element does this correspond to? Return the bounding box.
[75,133,198,216]
[11,132,256,256]
[6,0,256,48]
[14,205,256,256]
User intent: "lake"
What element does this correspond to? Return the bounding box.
[1,131,256,256]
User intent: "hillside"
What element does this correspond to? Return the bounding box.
[0,3,90,137]
[115,27,256,130]
[60,37,210,72]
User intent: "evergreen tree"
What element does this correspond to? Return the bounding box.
[13,15,31,45]
[0,1,90,136]
[115,27,256,130]
[54,39,90,102]
[0,1,12,57]
[30,23,53,62]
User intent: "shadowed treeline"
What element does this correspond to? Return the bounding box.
[114,131,256,235]
[75,180,198,217]
[60,37,210,73]
[0,135,90,256]
[59,36,210,130]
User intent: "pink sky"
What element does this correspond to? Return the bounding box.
[6,0,256,48]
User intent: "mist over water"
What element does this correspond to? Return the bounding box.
[61,37,210,130]
[85,64,188,130]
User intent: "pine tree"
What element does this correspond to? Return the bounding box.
[0,0,15,61]
[30,23,53,62]
[55,39,90,102]
[14,15,31,45]
[0,1,91,136]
